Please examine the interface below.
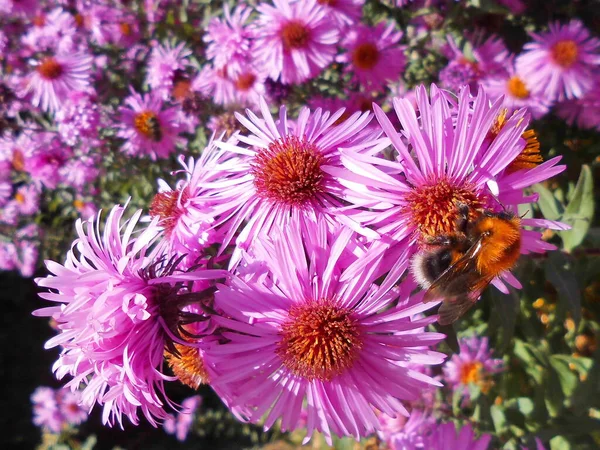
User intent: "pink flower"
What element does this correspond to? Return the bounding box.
[252,0,339,84]
[329,85,568,297]
[315,0,364,29]
[0,0,37,17]
[338,21,405,89]
[20,51,93,113]
[21,8,78,53]
[56,389,88,425]
[443,336,504,398]
[34,204,227,427]
[204,4,255,75]
[205,219,445,444]
[25,135,71,189]
[31,387,64,433]
[205,97,376,266]
[146,42,192,99]
[117,88,184,160]
[483,62,553,119]
[59,156,101,192]
[13,183,40,215]
[555,80,600,130]
[516,20,600,100]
[423,422,492,450]
[56,90,103,146]
[378,409,434,449]
[163,395,202,441]
[0,241,17,271]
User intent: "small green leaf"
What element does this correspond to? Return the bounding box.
[550,435,572,450]
[559,165,594,252]
[531,183,564,221]
[549,356,579,398]
[516,397,535,416]
[545,252,582,325]
[491,404,507,433]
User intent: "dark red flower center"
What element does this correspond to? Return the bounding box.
[281,20,311,51]
[37,57,64,80]
[133,111,162,141]
[551,40,578,68]
[277,299,362,381]
[352,43,380,70]
[405,178,487,238]
[119,22,132,36]
[12,149,25,171]
[234,72,256,91]
[252,135,325,206]
[149,189,190,235]
[317,0,338,5]
[32,15,46,27]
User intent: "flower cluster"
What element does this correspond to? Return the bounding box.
[31,386,88,434]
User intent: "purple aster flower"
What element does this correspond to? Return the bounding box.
[25,135,71,189]
[423,422,492,450]
[163,395,202,441]
[0,0,37,17]
[16,239,39,277]
[117,88,184,160]
[56,389,88,426]
[0,241,17,271]
[338,21,405,90]
[0,179,11,207]
[443,336,504,398]
[205,218,445,444]
[31,387,64,433]
[56,90,103,146]
[205,97,376,266]
[22,8,78,53]
[483,63,553,119]
[33,204,227,427]
[204,4,255,75]
[13,183,40,215]
[252,0,339,84]
[378,408,434,450]
[146,42,192,100]
[555,79,600,130]
[20,51,93,113]
[315,0,364,29]
[59,156,101,192]
[329,84,568,296]
[516,20,600,100]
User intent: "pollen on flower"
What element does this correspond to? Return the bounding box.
[507,76,530,99]
[281,20,311,50]
[150,189,189,235]
[459,361,493,393]
[119,22,132,36]
[406,178,487,238]
[352,43,380,70]
[252,135,325,206]
[234,72,257,91]
[134,110,161,141]
[165,343,209,389]
[37,57,64,80]
[506,129,543,173]
[551,40,579,68]
[12,149,25,171]
[15,192,25,204]
[277,299,363,381]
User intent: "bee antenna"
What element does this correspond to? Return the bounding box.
[520,210,529,219]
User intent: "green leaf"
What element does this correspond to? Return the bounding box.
[544,252,582,325]
[531,183,564,221]
[488,286,519,351]
[559,165,594,252]
[550,435,572,450]
[549,356,579,398]
[516,397,535,416]
[491,405,507,433]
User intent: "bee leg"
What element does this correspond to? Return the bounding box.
[455,202,470,233]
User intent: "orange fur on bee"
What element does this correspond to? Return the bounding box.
[474,215,521,276]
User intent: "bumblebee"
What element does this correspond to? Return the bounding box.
[412,203,521,325]
[146,115,162,142]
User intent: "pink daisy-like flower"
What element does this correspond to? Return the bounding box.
[118,88,184,160]
[329,84,567,294]
[59,156,101,192]
[315,0,365,29]
[163,395,202,441]
[31,387,64,433]
[252,0,339,84]
[13,183,40,215]
[22,8,78,53]
[146,42,192,100]
[33,204,227,427]
[25,136,71,189]
[56,90,103,146]
[516,20,600,100]
[0,241,17,271]
[483,63,553,119]
[0,179,11,207]
[56,389,88,426]
[424,422,492,450]
[16,239,39,277]
[555,80,600,131]
[0,0,37,17]
[204,4,255,75]
[378,408,434,450]
[206,97,376,266]
[20,51,93,113]
[205,219,445,444]
[442,336,504,398]
[338,21,405,90]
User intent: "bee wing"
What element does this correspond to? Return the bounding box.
[437,294,478,326]
[422,236,485,304]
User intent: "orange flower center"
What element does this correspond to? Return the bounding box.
[460,361,482,384]
[133,111,162,141]
[15,192,25,204]
[119,22,132,36]
[172,79,191,101]
[149,189,189,235]
[12,149,25,171]
[73,199,85,210]
[405,178,487,238]
[506,76,530,99]
[32,15,46,27]
[281,20,311,51]
[277,299,362,381]
[165,343,209,388]
[37,57,64,80]
[252,135,325,206]
[551,40,578,68]
[352,43,380,70]
[234,72,256,91]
